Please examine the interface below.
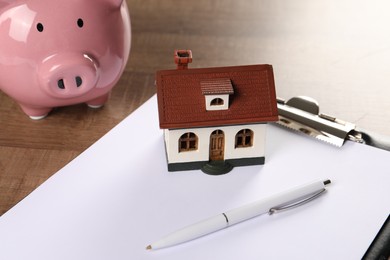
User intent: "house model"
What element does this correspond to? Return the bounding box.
[155,50,278,175]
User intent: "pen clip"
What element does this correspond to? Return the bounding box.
[268,188,326,215]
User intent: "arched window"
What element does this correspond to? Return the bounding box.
[179,132,198,152]
[235,129,254,148]
[210,98,224,106]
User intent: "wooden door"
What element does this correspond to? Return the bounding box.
[209,130,224,161]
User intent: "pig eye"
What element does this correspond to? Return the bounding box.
[77,18,84,28]
[36,23,44,32]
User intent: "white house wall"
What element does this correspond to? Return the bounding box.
[164,124,267,164]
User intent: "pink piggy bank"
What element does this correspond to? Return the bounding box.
[0,0,131,119]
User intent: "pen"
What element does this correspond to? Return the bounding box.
[146,179,331,250]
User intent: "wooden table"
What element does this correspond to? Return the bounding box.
[1,0,389,215]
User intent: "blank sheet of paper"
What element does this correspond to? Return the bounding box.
[0,95,389,260]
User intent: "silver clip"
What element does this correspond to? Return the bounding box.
[276,96,356,147]
[268,188,327,215]
[277,96,390,151]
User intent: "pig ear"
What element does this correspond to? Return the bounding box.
[105,0,124,8]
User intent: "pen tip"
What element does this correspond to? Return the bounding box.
[146,245,152,250]
[323,179,331,186]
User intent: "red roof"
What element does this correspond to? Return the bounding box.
[156,64,278,129]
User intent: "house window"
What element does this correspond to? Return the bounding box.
[235,129,254,148]
[210,98,224,106]
[179,132,198,152]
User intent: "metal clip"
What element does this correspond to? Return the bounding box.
[276,96,356,147]
[269,188,327,215]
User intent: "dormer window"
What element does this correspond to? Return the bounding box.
[200,78,234,111]
[210,98,224,106]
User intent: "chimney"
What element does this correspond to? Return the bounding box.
[174,50,192,70]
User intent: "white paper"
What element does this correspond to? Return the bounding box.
[0,95,389,260]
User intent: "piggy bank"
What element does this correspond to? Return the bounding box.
[0,0,131,119]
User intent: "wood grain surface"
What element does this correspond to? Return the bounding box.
[1,0,389,215]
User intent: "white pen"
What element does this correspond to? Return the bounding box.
[146,179,331,250]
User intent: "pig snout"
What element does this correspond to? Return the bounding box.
[39,53,99,99]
